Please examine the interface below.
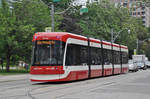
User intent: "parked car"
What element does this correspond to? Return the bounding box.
[136,61,147,70]
[145,61,150,68]
[128,60,138,72]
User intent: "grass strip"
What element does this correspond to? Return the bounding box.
[0,69,29,75]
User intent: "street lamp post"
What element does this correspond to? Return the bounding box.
[110,28,130,73]
[42,0,85,32]
[50,0,61,32]
[41,0,61,32]
[51,3,55,32]
[111,28,130,43]
[136,38,150,54]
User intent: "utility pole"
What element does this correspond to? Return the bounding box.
[51,3,55,32]
[111,28,130,43]
[136,39,139,54]
[136,38,150,54]
[111,29,114,43]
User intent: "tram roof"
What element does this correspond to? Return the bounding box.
[33,32,128,49]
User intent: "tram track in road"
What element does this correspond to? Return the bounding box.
[0,75,131,99]
[0,82,51,99]
[54,71,149,99]
[0,78,39,99]
[1,70,147,99]
[25,72,142,99]
[0,82,50,99]
[0,87,46,99]
[0,80,116,99]
[0,80,30,92]
[25,78,118,99]
[55,81,116,99]
[0,79,26,83]
[1,78,114,99]
[29,75,125,97]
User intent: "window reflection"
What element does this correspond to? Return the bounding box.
[32,40,65,66]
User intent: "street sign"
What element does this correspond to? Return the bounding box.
[80,8,88,13]
[53,0,60,2]
[45,27,52,32]
[134,49,137,55]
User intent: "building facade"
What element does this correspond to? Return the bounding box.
[73,0,150,27]
[145,6,150,27]
[0,0,2,7]
[110,0,150,27]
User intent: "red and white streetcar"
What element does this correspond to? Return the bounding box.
[30,32,128,82]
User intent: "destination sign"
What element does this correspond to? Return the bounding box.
[37,41,55,45]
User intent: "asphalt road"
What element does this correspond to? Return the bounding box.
[0,69,150,99]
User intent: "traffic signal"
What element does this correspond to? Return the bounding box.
[53,0,60,3]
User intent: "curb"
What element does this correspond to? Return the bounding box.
[0,79,27,83]
[0,74,29,83]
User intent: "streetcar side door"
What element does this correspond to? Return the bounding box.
[63,38,89,81]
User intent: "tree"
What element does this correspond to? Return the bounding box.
[0,0,54,71]
[0,0,36,71]
[75,1,133,41]
[60,0,149,58]
[13,0,52,32]
[1,0,150,71]
[41,0,76,32]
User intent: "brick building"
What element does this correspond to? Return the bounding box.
[110,0,150,27]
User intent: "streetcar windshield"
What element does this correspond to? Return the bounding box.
[32,40,65,66]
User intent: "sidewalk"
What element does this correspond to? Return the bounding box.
[0,74,29,83]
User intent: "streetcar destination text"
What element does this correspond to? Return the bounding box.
[37,41,55,45]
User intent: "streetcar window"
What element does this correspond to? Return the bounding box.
[103,49,112,65]
[65,44,88,66]
[81,46,88,64]
[91,47,102,65]
[113,51,120,64]
[122,52,128,64]
[65,44,80,66]
[32,40,65,66]
[65,44,103,66]
[31,42,35,65]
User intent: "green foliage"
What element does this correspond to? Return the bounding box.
[0,0,150,71]
[13,0,51,32]
[41,0,73,10]
[0,69,29,75]
[74,1,135,42]
[59,0,149,57]
[0,0,56,71]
